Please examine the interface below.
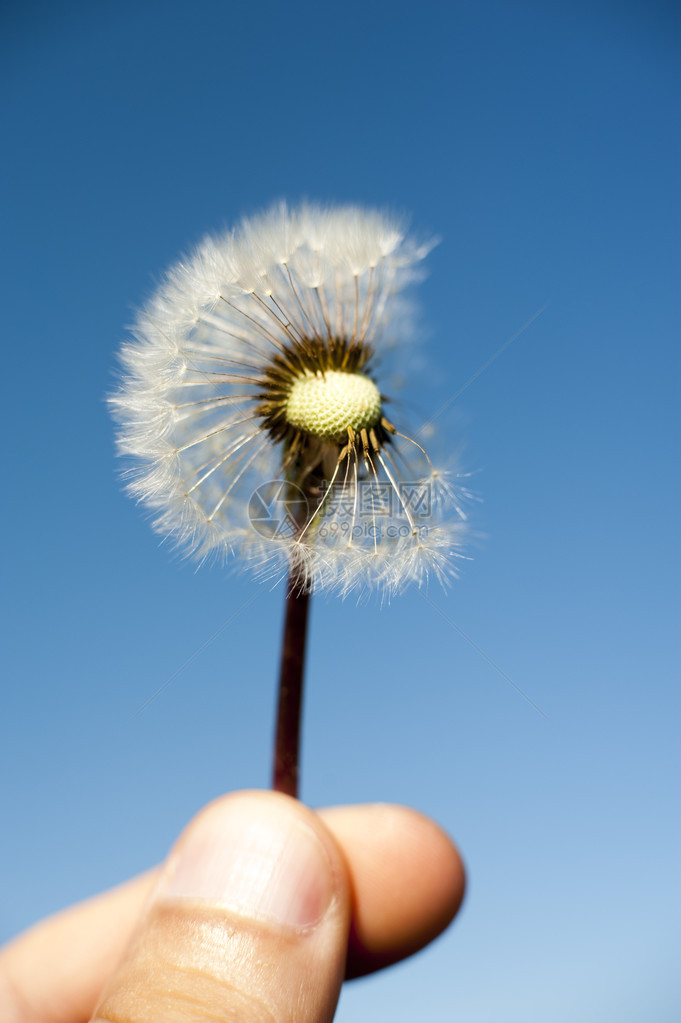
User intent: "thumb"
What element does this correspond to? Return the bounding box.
[92,791,351,1023]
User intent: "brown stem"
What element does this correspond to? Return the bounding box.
[272,572,311,797]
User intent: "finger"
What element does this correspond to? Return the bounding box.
[0,872,159,1023]
[0,801,465,1022]
[89,791,351,1023]
[322,803,465,977]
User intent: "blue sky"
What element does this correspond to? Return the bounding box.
[1,1,679,1020]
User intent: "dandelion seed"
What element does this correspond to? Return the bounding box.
[110,202,468,598]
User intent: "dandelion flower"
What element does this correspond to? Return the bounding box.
[111,203,467,597]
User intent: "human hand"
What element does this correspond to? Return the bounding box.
[1,791,465,1023]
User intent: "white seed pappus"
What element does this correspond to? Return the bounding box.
[110,203,469,596]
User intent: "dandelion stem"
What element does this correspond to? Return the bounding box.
[272,572,311,798]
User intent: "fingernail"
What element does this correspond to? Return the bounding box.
[159,796,334,929]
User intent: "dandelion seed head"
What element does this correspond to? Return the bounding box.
[110,202,469,596]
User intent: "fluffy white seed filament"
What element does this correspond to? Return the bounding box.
[111,203,468,596]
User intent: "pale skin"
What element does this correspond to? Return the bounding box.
[1,792,466,1023]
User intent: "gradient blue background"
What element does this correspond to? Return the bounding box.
[1,1,679,1019]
